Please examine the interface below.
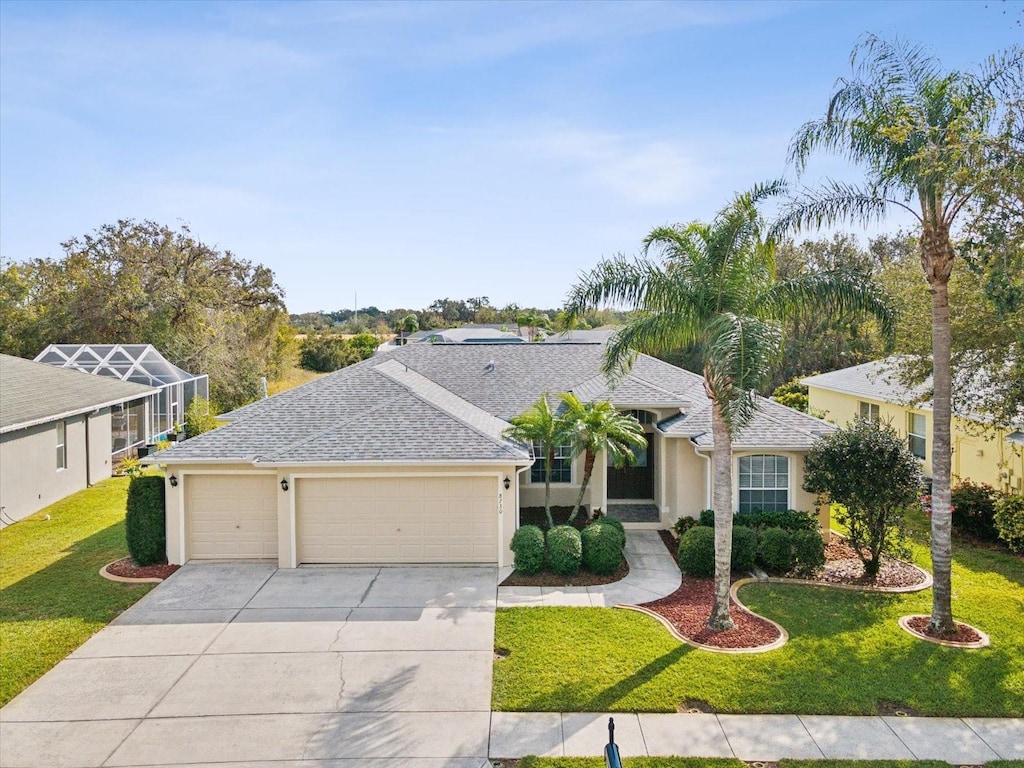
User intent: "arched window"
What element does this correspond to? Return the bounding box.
[738,455,789,512]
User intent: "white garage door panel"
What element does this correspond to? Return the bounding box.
[297,476,498,564]
[187,475,278,559]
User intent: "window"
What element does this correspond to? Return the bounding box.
[531,442,572,483]
[738,454,789,512]
[624,409,655,424]
[56,421,67,470]
[859,401,880,422]
[908,413,927,459]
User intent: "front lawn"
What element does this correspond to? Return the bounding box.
[0,477,156,706]
[493,526,1023,716]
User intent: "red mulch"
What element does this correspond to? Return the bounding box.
[105,557,180,581]
[906,615,983,643]
[500,559,628,587]
[640,578,782,649]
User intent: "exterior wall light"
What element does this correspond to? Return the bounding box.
[503,476,511,490]
[168,475,178,487]
[280,478,289,492]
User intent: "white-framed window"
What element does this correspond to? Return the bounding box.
[738,454,789,513]
[531,442,572,483]
[859,401,880,422]
[56,420,67,471]
[908,413,927,459]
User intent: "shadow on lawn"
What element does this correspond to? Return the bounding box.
[0,520,151,624]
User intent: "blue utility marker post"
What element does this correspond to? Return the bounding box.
[604,717,622,768]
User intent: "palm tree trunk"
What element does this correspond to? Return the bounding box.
[708,401,735,631]
[928,274,955,633]
[544,447,555,530]
[568,449,596,522]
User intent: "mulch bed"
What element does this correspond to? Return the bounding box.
[905,615,983,644]
[105,557,180,581]
[500,558,628,587]
[647,529,932,650]
[640,578,782,649]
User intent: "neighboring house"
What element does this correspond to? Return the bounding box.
[803,359,1024,494]
[0,354,155,526]
[379,326,524,352]
[542,328,621,344]
[148,343,834,568]
[34,344,209,453]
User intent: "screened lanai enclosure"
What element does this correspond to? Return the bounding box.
[35,344,209,458]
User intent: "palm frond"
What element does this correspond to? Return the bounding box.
[564,256,681,319]
[760,270,898,346]
[602,308,707,380]
[771,180,898,239]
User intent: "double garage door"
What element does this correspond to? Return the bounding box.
[186,474,498,564]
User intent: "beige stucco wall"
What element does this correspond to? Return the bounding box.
[808,385,1023,493]
[162,461,522,568]
[0,411,114,526]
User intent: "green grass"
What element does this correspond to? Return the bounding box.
[493,521,1024,716]
[0,477,156,706]
[516,761,1022,768]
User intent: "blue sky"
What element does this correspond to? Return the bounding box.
[1,1,1019,313]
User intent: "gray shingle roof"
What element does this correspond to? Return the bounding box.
[1,354,155,433]
[802,359,928,405]
[675,397,836,450]
[153,343,830,465]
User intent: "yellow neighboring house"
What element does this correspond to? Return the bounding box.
[803,359,1024,495]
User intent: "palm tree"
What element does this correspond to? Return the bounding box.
[504,394,569,530]
[559,394,647,523]
[567,185,894,630]
[775,35,1022,634]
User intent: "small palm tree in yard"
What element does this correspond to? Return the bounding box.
[775,35,1022,634]
[560,394,647,523]
[504,394,570,531]
[567,185,894,630]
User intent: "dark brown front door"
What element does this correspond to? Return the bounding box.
[607,433,654,499]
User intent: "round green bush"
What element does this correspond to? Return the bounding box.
[792,529,826,575]
[510,525,545,574]
[581,522,623,575]
[546,525,582,576]
[126,475,166,566]
[758,527,793,574]
[677,525,715,576]
[994,493,1024,553]
[600,515,626,544]
[731,525,757,572]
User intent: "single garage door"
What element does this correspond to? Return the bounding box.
[187,474,278,560]
[297,475,498,564]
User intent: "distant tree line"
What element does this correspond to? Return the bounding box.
[0,219,292,411]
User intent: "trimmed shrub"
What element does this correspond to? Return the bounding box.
[792,529,826,576]
[950,481,1000,542]
[994,494,1024,553]
[678,525,715,577]
[758,527,793,574]
[731,525,757,572]
[699,508,817,533]
[581,522,624,575]
[126,475,166,566]
[600,515,626,544]
[672,516,699,538]
[547,525,582,576]
[510,525,545,574]
[183,396,219,439]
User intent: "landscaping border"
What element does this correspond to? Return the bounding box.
[99,560,167,584]
[897,614,991,649]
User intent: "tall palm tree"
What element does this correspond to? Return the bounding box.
[567,186,894,630]
[504,394,570,530]
[559,394,647,523]
[775,35,1022,634]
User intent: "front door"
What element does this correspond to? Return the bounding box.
[607,433,654,499]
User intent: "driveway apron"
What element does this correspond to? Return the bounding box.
[0,563,497,768]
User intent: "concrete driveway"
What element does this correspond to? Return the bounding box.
[1,563,497,768]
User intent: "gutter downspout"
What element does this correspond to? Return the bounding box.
[691,435,711,511]
[514,462,532,530]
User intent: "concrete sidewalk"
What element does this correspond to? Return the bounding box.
[489,712,1024,762]
[497,530,681,607]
